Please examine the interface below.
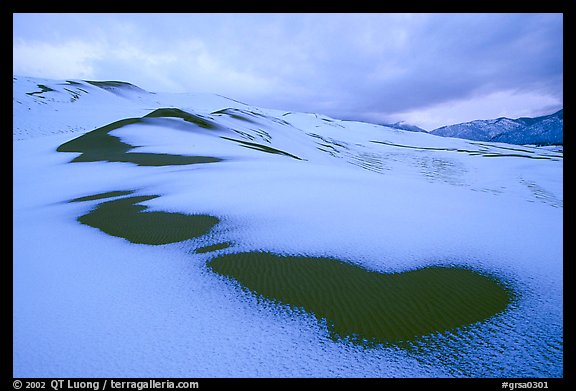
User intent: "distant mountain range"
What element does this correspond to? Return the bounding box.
[430,109,563,146]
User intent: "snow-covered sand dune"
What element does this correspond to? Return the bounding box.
[13,76,562,377]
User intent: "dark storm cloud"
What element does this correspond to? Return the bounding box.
[302,14,563,119]
[13,13,562,128]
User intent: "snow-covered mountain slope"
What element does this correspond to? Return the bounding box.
[430,110,563,146]
[492,110,563,145]
[13,76,563,378]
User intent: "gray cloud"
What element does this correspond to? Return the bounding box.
[13,13,562,128]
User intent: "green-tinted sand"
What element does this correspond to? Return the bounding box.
[208,252,513,344]
[70,190,135,203]
[195,242,232,254]
[75,194,219,245]
[85,80,136,88]
[211,108,257,123]
[144,108,218,129]
[57,116,222,166]
[26,84,55,97]
[220,136,302,160]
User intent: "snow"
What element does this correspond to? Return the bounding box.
[13,76,563,377]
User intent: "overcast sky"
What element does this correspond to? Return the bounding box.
[13,13,563,130]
